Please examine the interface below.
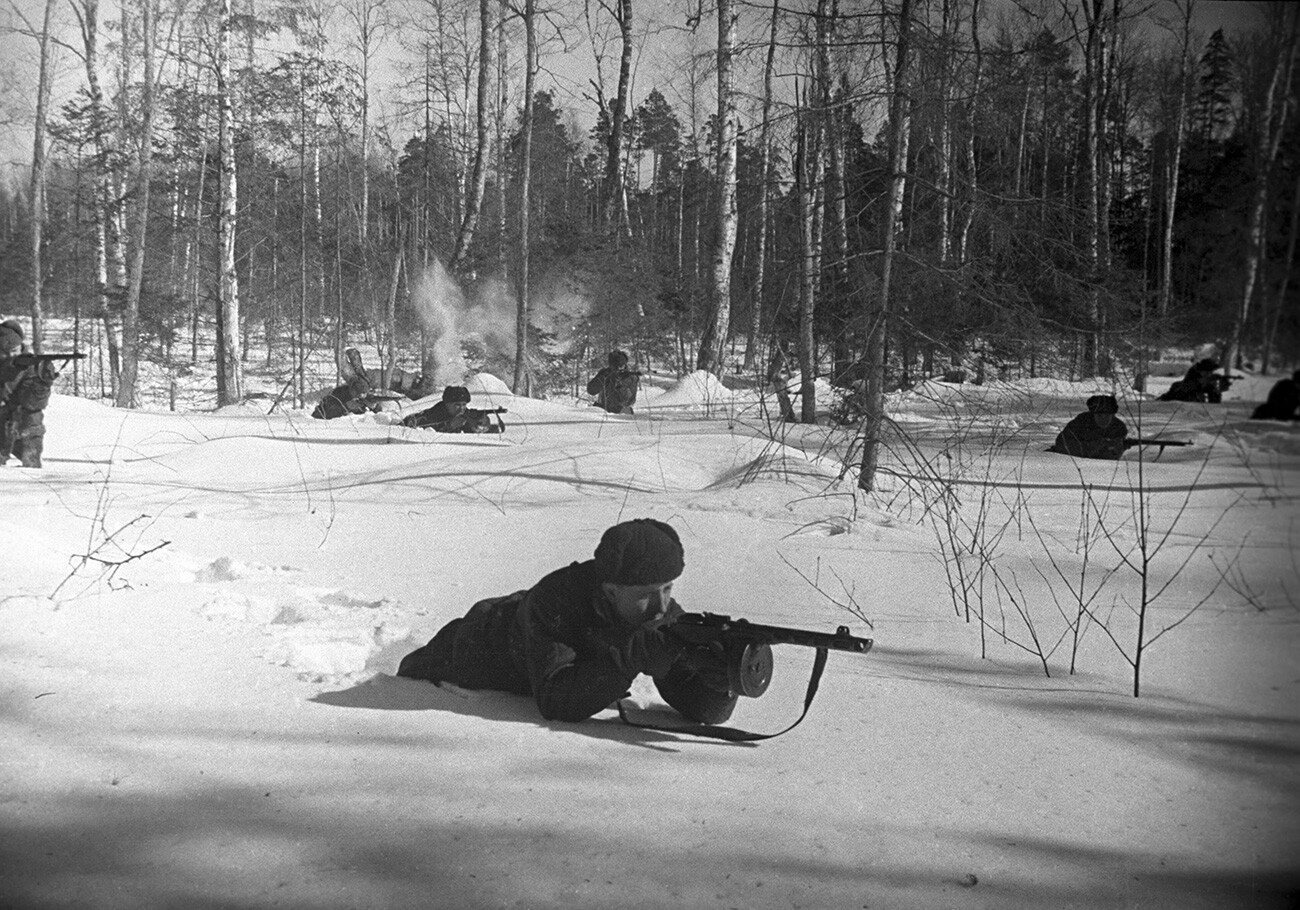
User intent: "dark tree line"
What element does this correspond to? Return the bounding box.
[0,0,1294,430]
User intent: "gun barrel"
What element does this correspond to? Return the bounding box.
[1126,437,1191,448]
[20,352,86,362]
[671,612,873,654]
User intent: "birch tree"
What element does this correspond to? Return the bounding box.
[448,0,492,273]
[744,0,780,371]
[1225,5,1298,372]
[216,0,243,404]
[697,0,737,375]
[116,0,158,408]
[594,0,633,236]
[511,0,536,394]
[1157,0,1194,322]
[859,0,912,492]
[24,0,58,351]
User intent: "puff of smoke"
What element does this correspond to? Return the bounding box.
[410,260,519,387]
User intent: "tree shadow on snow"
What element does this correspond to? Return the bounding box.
[310,673,756,752]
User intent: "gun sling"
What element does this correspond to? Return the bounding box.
[616,646,830,743]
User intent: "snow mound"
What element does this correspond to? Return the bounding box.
[645,370,734,407]
[195,556,250,582]
[465,372,511,395]
[214,402,274,417]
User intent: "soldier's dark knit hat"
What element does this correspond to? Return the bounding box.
[594,518,684,586]
[1086,394,1119,414]
[442,385,471,403]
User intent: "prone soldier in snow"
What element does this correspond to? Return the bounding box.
[1050,394,1190,460]
[1050,394,1130,460]
[397,519,738,724]
[312,347,376,419]
[396,518,873,739]
[401,385,504,433]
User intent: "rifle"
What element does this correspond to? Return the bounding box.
[13,352,86,368]
[619,611,873,742]
[1124,437,1192,452]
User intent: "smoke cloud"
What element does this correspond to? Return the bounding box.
[409,260,519,388]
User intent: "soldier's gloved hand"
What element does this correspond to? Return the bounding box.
[36,361,59,383]
[608,627,684,679]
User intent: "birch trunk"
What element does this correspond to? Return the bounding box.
[72,0,115,379]
[449,0,494,273]
[26,0,57,350]
[858,0,912,491]
[1159,1,1194,321]
[601,0,633,236]
[1226,8,1298,371]
[697,0,739,375]
[216,0,243,404]
[796,96,825,424]
[745,0,780,371]
[512,0,536,394]
[117,0,157,408]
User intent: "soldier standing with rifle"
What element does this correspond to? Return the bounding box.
[0,318,82,469]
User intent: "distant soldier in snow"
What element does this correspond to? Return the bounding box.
[0,318,62,469]
[1160,358,1232,403]
[402,385,502,433]
[1250,370,1300,421]
[311,348,374,419]
[1050,394,1129,461]
[397,518,735,724]
[587,350,640,415]
[364,364,431,401]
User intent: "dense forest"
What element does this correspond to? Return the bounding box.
[0,1,1296,439]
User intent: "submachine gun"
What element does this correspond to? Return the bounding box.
[618,611,873,742]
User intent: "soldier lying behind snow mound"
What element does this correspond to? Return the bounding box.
[401,385,504,433]
[0,318,61,469]
[1050,394,1129,460]
[311,347,374,419]
[397,519,736,724]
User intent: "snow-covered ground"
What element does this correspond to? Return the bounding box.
[2,368,1298,909]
